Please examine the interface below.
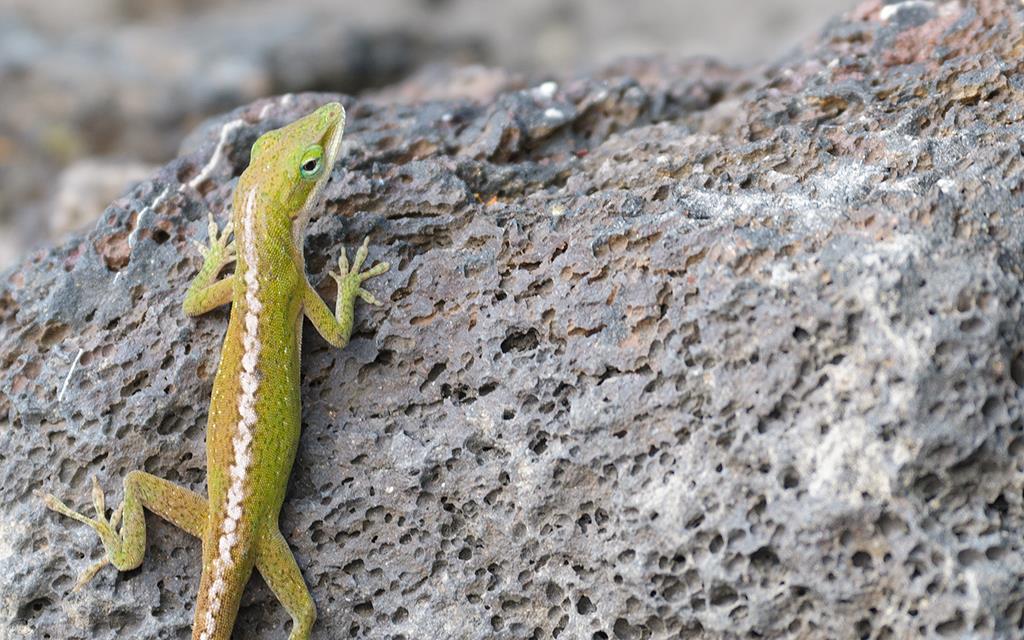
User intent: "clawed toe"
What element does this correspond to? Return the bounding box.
[351,237,370,273]
[73,557,111,592]
[357,288,382,306]
[360,261,390,281]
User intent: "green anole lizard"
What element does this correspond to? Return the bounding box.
[44,102,388,640]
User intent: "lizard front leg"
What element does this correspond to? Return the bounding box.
[43,471,207,590]
[303,236,389,348]
[183,212,237,316]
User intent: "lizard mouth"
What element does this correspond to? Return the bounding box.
[319,104,346,185]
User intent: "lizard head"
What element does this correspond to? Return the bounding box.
[245,101,346,244]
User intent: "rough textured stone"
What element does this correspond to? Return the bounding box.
[4,1,1024,638]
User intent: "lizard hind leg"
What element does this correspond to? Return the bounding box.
[256,527,316,640]
[43,470,207,590]
[42,477,123,591]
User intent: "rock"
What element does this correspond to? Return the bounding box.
[0,0,851,272]
[4,1,1024,638]
[0,2,485,270]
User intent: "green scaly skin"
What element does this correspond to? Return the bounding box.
[44,102,389,640]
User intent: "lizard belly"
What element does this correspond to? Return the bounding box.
[195,300,302,639]
[206,306,303,534]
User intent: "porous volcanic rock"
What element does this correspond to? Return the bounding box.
[4,1,1024,638]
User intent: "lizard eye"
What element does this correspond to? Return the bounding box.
[299,145,324,180]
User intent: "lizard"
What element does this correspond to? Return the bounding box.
[43,101,389,640]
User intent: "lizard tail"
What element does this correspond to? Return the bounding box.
[192,536,255,640]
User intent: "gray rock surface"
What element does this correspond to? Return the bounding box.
[3,0,1024,638]
[0,0,850,271]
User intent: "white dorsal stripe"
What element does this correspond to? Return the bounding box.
[199,188,260,640]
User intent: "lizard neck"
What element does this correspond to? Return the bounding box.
[233,188,304,289]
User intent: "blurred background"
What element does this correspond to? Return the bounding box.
[0,0,852,271]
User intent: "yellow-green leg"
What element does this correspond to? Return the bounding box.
[303,236,390,348]
[183,212,236,317]
[256,527,316,640]
[43,471,207,590]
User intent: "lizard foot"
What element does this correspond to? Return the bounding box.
[330,236,390,306]
[42,476,125,590]
[191,212,236,270]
